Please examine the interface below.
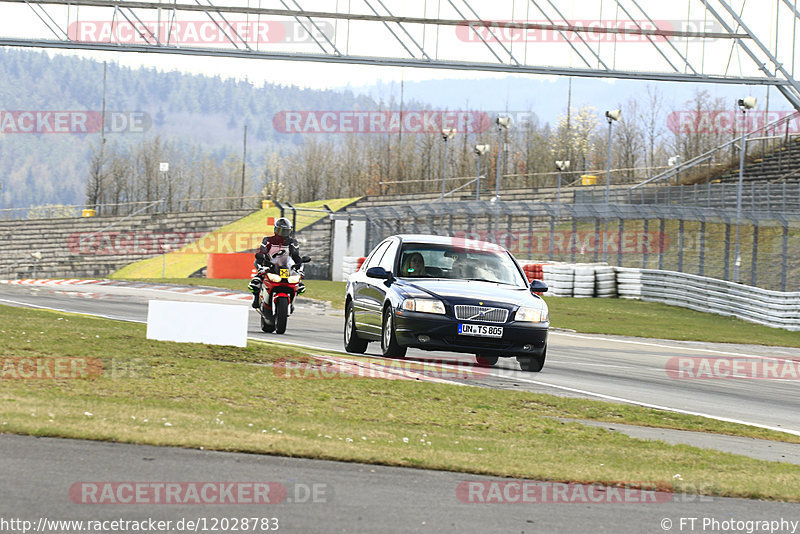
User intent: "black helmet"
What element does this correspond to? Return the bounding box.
[274,217,292,238]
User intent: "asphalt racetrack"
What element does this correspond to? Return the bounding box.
[1,280,799,532]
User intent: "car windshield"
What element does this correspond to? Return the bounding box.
[397,243,526,286]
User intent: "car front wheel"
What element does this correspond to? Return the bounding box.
[344,301,369,353]
[517,345,546,372]
[381,309,407,359]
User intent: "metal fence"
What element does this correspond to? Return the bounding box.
[576,180,800,213]
[350,200,800,292]
[0,195,266,220]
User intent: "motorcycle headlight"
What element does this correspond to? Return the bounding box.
[402,298,446,315]
[267,273,282,283]
[516,306,548,323]
[288,275,301,284]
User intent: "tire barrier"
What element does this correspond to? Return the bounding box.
[543,264,575,297]
[342,256,366,280]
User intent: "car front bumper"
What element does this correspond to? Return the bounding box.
[393,309,548,357]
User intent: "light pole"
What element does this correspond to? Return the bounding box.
[159,162,169,211]
[474,144,490,200]
[555,160,570,203]
[440,128,456,201]
[494,116,511,201]
[604,110,621,204]
[734,96,757,283]
[494,116,511,234]
[603,110,621,264]
[668,155,682,184]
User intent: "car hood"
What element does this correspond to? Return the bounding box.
[397,278,544,309]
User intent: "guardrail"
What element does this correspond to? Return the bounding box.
[617,268,800,331]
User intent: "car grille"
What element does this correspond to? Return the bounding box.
[453,305,509,324]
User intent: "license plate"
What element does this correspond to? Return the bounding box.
[458,324,503,338]
[280,269,290,278]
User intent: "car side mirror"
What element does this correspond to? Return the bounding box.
[301,256,312,263]
[530,280,548,293]
[366,267,393,280]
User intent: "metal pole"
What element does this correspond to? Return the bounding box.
[734,108,746,283]
[495,126,502,200]
[441,137,448,201]
[476,155,481,200]
[240,124,247,208]
[557,169,562,203]
[606,119,613,204]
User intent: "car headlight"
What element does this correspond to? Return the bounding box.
[288,275,301,284]
[267,273,282,283]
[401,298,446,315]
[516,306,548,323]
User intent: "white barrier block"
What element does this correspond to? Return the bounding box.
[146,300,249,348]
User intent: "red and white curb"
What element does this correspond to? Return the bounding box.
[0,279,253,302]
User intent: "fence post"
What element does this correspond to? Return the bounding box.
[781,223,789,292]
[723,223,731,281]
[594,219,601,263]
[617,219,624,266]
[750,223,758,287]
[658,219,665,270]
[548,216,554,261]
[677,219,684,272]
[698,220,706,276]
[571,219,578,263]
[642,218,649,269]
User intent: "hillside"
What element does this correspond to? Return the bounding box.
[0,48,374,210]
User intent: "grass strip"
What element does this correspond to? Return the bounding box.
[0,304,798,501]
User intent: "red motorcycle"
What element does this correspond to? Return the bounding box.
[256,247,311,334]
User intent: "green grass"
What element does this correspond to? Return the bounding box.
[119,278,800,346]
[1,304,799,501]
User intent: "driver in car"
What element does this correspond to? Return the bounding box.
[249,217,305,308]
[402,252,425,277]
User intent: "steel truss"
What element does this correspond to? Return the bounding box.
[1,0,799,108]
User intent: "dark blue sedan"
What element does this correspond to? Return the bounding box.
[343,234,549,372]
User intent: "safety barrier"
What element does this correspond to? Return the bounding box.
[635,269,800,331]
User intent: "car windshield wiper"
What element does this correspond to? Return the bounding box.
[463,278,515,286]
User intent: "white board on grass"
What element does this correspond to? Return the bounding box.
[146,300,248,348]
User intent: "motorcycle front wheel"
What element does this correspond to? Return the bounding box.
[274,296,289,334]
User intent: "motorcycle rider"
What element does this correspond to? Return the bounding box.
[249,217,305,309]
